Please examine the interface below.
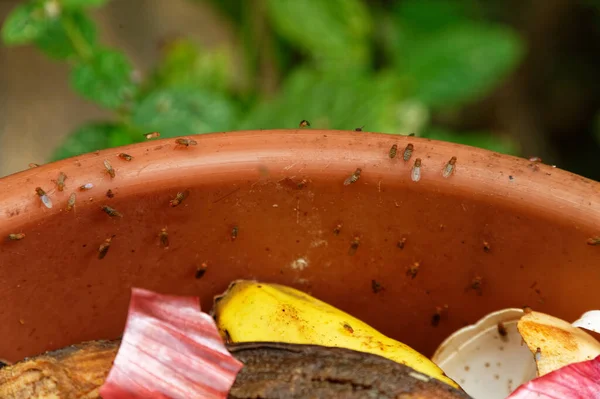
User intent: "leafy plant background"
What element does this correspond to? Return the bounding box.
[2,0,599,179]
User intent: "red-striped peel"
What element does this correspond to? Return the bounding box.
[508,355,600,399]
[100,288,243,399]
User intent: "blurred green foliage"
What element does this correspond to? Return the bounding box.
[1,0,524,160]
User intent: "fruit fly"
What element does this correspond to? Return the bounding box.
[79,183,94,191]
[28,163,40,168]
[144,132,160,140]
[431,305,448,327]
[483,241,491,252]
[195,262,208,279]
[406,262,420,279]
[403,144,414,162]
[175,138,198,147]
[101,205,123,217]
[169,190,189,207]
[534,347,542,362]
[528,156,542,163]
[587,236,600,246]
[299,120,310,128]
[66,193,76,211]
[397,237,407,249]
[104,159,115,178]
[371,279,384,293]
[55,172,67,192]
[407,133,415,137]
[118,153,133,161]
[231,226,239,241]
[333,223,343,236]
[343,168,362,186]
[158,227,169,248]
[389,144,398,159]
[442,156,457,178]
[8,233,25,241]
[348,236,360,255]
[106,189,114,198]
[354,126,364,132]
[411,158,422,182]
[497,322,508,341]
[98,236,113,259]
[35,187,53,209]
[342,323,354,334]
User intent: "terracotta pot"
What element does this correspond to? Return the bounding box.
[0,130,598,363]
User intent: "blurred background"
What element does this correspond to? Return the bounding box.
[1,0,600,179]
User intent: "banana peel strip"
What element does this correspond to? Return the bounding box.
[100,288,243,399]
[517,310,600,377]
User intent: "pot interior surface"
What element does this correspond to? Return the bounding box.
[0,130,598,362]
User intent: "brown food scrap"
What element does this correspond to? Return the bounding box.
[158,227,169,248]
[348,236,360,255]
[8,233,25,241]
[118,153,133,161]
[106,189,114,199]
[371,279,384,294]
[56,172,67,192]
[389,144,398,159]
[397,237,407,249]
[333,223,343,236]
[169,190,189,207]
[144,131,160,140]
[299,120,311,128]
[587,236,600,246]
[195,262,208,279]
[98,236,113,259]
[101,205,123,218]
[406,262,420,279]
[175,138,198,147]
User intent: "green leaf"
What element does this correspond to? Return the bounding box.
[423,128,518,155]
[2,1,52,45]
[238,68,404,133]
[35,11,96,59]
[52,123,138,160]
[148,40,233,94]
[59,0,107,9]
[395,0,474,35]
[265,0,372,69]
[132,88,238,138]
[397,24,524,108]
[70,49,136,109]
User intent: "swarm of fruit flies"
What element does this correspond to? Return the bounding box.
[344,168,362,186]
[175,138,198,147]
[403,143,414,162]
[8,233,25,241]
[389,144,398,159]
[118,153,133,161]
[144,132,160,140]
[103,160,115,178]
[35,187,52,209]
[299,120,310,128]
[158,227,169,248]
[442,156,457,178]
[170,190,189,207]
[55,172,67,191]
[98,236,114,259]
[101,205,123,218]
[411,158,422,182]
[66,193,76,211]
[406,262,420,279]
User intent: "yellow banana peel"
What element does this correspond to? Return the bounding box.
[213,280,458,388]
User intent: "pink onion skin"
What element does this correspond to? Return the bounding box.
[100,288,243,399]
[508,355,600,399]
